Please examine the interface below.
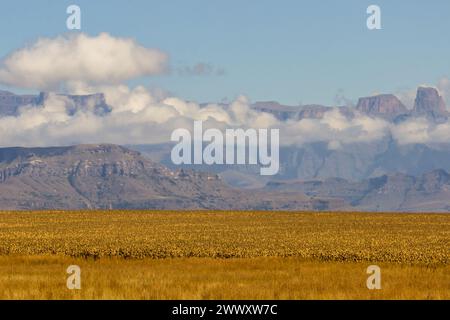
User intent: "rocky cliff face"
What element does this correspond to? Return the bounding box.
[356,94,408,120]
[413,87,448,121]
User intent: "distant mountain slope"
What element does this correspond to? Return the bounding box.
[0,144,329,211]
[0,144,448,212]
[265,169,450,212]
[132,138,450,185]
[0,144,220,209]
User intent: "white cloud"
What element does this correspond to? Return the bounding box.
[280,109,391,147]
[0,86,278,146]
[0,33,168,90]
[391,117,450,145]
[391,118,431,145]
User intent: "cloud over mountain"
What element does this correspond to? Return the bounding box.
[0,86,443,148]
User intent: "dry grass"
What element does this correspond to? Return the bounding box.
[0,256,448,300]
[0,210,448,300]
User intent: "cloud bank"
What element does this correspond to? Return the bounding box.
[2,85,449,148]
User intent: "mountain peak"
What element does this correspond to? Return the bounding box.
[413,87,447,117]
[356,94,408,120]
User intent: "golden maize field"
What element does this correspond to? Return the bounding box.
[0,211,448,264]
[0,210,448,299]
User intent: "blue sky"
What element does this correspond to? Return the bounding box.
[0,0,449,105]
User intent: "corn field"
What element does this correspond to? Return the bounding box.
[0,211,448,264]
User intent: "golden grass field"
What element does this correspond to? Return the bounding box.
[0,210,448,299]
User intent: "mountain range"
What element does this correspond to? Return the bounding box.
[0,144,324,211]
[1,86,447,122]
[250,86,448,123]
[1,86,450,212]
[0,143,448,212]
